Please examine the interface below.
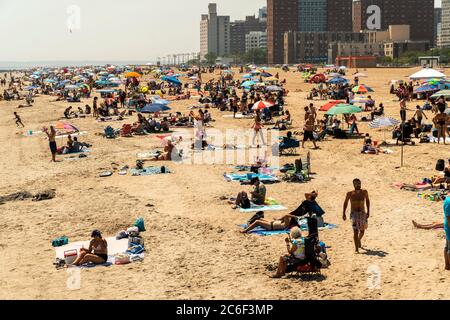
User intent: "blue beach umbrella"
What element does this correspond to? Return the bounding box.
[140,103,171,113]
[327,77,348,85]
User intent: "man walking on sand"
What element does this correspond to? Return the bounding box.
[343,179,370,253]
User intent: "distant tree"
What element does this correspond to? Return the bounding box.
[204,52,218,65]
[243,48,267,65]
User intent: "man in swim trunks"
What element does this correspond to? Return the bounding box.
[343,178,371,253]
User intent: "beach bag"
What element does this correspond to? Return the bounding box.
[52,236,68,247]
[134,217,146,232]
[115,254,130,265]
[126,244,145,255]
[128,236,144,247]
[436,159,445,172]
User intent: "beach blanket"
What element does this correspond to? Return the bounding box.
[240,204,287,212]
[130,166,170,176]
[224,173,279,183]
[54,237,144,268]
[239,221,337,236]
[222,114,254,119]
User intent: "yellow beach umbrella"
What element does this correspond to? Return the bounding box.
[125,71,142,78]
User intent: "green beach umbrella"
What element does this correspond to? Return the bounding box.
[431,89,450,99]
[325,104,363,115]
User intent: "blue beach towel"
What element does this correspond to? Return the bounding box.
[239,224,289,236]
[130,167,171,176]
[224,173,279,182]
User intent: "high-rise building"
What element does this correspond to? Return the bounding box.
[199,3,230,60]
[268,0,353,64]
[298,0,327,32]
[258,7,267,22]
[435,8,442,47]
[352,0,434,43]
[267,0,299,64]
[230,15,266,55]
[327,0,353,32]
[441,0,450,48]
[245,31,268,52]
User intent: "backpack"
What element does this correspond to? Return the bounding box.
[436,159,445,172]
[134,217,146,232]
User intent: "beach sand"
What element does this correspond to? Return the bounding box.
[0,67,449,300]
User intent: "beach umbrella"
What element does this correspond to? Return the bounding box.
[242,74,253,79]
[266,85,283,92]
[351,96,371,104]
[161,76,182,86]
[326,104,362,115]
[55,122,79,133]
[319,100,345,112]
[252,101,274,111]
[44,79,56,83]
[96,89,118,93]
[327,77,348,84]
[431,90,450,99]
[265,76,278,82]
[151,97,170,105]
[369,117,400,129]
[140,103,171,113]
[124,71,142,78]
[24,85,40,91]
[352,85,374,94]
[261,72,273,77]
[414,84,439,93]
[241,80,257,88]
[65,84,79,90]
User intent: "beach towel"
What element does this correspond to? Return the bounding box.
[137,151,161,159]
[224,173,279,183]
[130,166,171,176]
[428,136,450,143]
[240,204,287,212]
[222,114,254,119]
[239,221,337,236]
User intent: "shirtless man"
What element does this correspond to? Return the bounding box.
[14,112,24,127]
[302,115,318,149]
[343,179,370,253]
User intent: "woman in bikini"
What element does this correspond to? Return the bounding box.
[433,110,448,145]
[241,214,299,234]
[72,230,108,266]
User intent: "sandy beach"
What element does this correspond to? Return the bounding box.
[0,66,449,300]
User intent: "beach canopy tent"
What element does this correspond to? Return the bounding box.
[326,104,362,115]
[431,89,450,99]
[140,103,171,113]
[409,68,445,80]
[319,100,345,112]
[369,117,400,129]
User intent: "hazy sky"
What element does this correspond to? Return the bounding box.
[0,0,440,62]
[0,0,265,62]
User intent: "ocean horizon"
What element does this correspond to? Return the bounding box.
[0,60,155,70]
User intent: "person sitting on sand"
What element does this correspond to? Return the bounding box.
[270,227,306,278]
[274,110,291,130]
[433,159,450,186]
[289,191,325,227]
[64,106,73,119]
[230,177,267,209]
[71,230,108,266]
[151,139,176,161]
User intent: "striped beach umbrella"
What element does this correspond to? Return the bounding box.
[369,117,400,129]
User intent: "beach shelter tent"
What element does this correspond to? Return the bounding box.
[369,117,400,129]
[319,100,345,112]
[409,68,445,80]
[414,84,439,93]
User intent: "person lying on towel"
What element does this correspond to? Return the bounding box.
[241,213,299,234]
[71,230,108,266]
[230,177,266,209]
